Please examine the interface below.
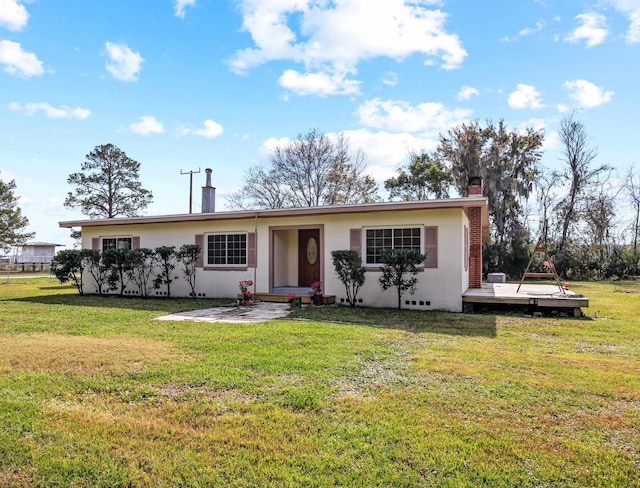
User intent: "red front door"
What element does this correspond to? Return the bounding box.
[298,229,320,287]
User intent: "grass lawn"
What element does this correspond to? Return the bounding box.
[0,279,638,487]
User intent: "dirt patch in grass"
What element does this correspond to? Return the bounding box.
[0,334,181,374]
[153,383,260,404]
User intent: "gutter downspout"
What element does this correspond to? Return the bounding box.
[253,212,258,297]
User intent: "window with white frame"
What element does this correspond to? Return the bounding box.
[365,227,422,264]
[207,233,247,266]
[102,237,132,251]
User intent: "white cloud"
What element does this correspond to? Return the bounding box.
[105,42,144,82]
[230,0,466,96]
[356,98,471,135]
[129,115,164,135]
[564,79,614,108]
[279,69,360,96]
[556,103,570,113]
[178,119,224,139]
[565,13,608,47]
[508,84,544,109]
[604,1,640,42]
[343,128,440,183]
[174,0,196,19]
[0,0,28,31]
[519,20,546,37]
[628,12,640,42]
[9,102,91,119]
[193,119,223,139]
[0,40,44,78]
[381,71,398,87]
[457,86,479,101]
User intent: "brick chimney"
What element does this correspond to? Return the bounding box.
[468,176,482,196]
[201,168,216,213]
[467,177,483,288]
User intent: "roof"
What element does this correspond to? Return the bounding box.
[23,242,64,247]
[59,197,489,229]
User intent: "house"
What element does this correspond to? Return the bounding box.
[59,170,488,312]
[16,242,63,264]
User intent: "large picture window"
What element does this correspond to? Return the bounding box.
[365,227,421,264]
[102,237,132,251]
[207,233,247,266]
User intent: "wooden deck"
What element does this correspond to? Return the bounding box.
[463,283,589,316]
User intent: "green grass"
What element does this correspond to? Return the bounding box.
[0,278,639,487]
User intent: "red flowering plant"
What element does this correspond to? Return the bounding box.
[309,281,322,296]
[286,293,295,303]
[239,280,253,305]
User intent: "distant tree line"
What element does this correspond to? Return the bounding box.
[383,116,639,280]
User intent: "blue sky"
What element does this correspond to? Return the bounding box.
[1,0,638,248]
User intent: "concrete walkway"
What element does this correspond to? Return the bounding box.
[155,302,292,324]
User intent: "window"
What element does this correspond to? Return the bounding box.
[102,237,132,251]
[365,227,421,264]
[207,233,247,266]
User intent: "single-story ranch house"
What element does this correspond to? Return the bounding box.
[59,172,489,312]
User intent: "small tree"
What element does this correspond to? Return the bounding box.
[0,173,34,252]
[82,249,109,295]
[103,248,135,296]
[51,249,85,294]
[331,249,366,307]
[127,248,157,297]
[378,249,426,310]
[177,244,200,297]
[154,246,177,297]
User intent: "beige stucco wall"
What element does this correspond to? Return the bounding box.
[80,206,468,311]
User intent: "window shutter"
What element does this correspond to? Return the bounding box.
[424,226,438,268]
[92,238,99,250]
[350,228,362,255]
[195,234,204,267]
[247,232,257,267]
[132,236,140,249]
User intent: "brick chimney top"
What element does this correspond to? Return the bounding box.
[468,176,482,196]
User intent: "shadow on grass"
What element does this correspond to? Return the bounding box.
[288,305,497,337]
[11,293,235,314]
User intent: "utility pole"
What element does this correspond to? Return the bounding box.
[180,168,201,214]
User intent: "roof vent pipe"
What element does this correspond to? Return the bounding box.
[202,168,216,213]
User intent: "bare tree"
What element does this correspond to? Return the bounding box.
[555,115,609,253]
[580,170,618,262]
[624,165,640,251]
[228,129,378,209]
